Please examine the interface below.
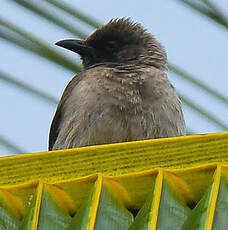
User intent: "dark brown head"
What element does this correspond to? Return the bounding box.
[56,18,167,70]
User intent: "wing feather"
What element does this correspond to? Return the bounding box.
[48,74,83,150]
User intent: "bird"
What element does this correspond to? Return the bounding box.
[49,18,186,151]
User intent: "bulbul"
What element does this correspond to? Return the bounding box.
[49,18,186,151]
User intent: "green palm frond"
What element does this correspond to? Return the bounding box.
[180,95,228,131]
[11,0,88,39]
[0,135,24,154]
[0,71,58,105]
[44,0,102,28]
[0,17,81,72]
[169,64,228,105]
[175,0,228,30]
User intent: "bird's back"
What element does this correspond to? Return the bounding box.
[50,66,186,150]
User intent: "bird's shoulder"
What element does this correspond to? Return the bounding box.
[48,72,84,150]
[139,68,177,100]
[48,67,117,150]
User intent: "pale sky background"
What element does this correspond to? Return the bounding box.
[0,0,227,156]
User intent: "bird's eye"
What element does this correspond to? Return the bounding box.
[106,41,118,51]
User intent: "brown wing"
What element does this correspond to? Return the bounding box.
[48,74,83,150]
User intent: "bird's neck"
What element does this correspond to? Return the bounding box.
[86,61,149,71]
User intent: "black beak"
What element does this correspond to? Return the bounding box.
[55,39,94,56]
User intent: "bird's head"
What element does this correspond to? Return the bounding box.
[56,18,167,70]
